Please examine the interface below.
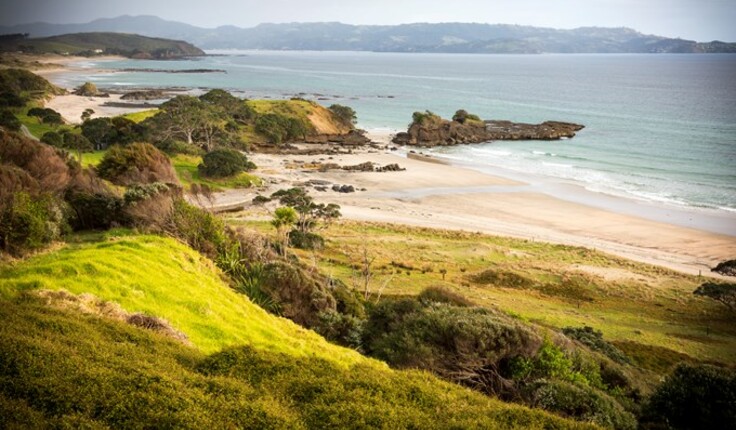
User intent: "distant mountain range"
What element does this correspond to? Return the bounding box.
[2,15,735,54]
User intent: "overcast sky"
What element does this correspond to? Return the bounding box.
[2,0,735,41]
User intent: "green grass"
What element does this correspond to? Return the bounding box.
[0,232,591,429]
[0,232,361,363]
[120,109,158,123]
[172,154,261,191]
[80,150,106,167]
[244,220,736,370]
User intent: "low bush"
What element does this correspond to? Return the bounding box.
[363,299,541,395]
[643,364,736,430]
[0,129,71,193]
[97,143,178,186]
[563,326,630,364]
[65,169,126,230]
[168,199,226,258]
[0,109,21,131]
[526,380,637,430]
[197,148,256,178]
[0,191,67,255]
[123,183,177,229]
[288,229,324,250]
[418,286,475,307]
[470,268,536,289]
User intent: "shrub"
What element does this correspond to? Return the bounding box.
[526,380,637,430]
[197,148,256,178]
[123,183,177,229]
[0,109,21,131]
[418,286,475,307]
[168,199,226,258]
[0,191,66,255]
[260,261,337,327]
[470,268,536,289]
[328,104,357,128]
[0,91,25,107]
[255,113,309,144]
[81,117,117,150]
[27,107,62,125]
[363,299,541,396]
[644,364,736,430]
[411,110,440,126]
[155,139,204,156]
[65,169,126,230]
[452,109,482,124]
[97,143,178,186]
[287,229,324,250]
[562,326,630,364]
[41,131,63,147]
[0,129,71,193]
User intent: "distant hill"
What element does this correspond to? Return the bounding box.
[1,15,735,54]
[0,32,205,59]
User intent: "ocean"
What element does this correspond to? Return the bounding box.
[54,51,736,228]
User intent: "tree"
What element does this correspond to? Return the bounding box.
[0,109,21,131]
[270,187,341,234]
[150,95,226,151]
[59,131,93,164]
[644,364,736,430]
[81,108,94,122]
[328,104,357,128]
[27,107,62,125]
[694,282,736,312]
[271,206,297,256]
[199,89,255,124]
[81,117,117,150]
[198,148,256,178]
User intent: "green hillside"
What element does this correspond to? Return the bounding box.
[0,32,204,59]
[0,232,590,429]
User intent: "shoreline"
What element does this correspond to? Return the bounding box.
[34,68,736,276]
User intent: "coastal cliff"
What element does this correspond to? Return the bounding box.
[393,111,584,146]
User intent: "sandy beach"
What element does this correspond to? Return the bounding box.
[36,73,736,277]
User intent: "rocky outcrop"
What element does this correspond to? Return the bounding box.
[120,90,167,100]
[304,129,371,146]
[392,114,584,146]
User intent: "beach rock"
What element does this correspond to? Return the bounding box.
[377,163,405,172]
[332,184,355,193]
[342,162,375,172]
[392,113,584,146]
[121,90,167,100]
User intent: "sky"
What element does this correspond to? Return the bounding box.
[1,0,735,41]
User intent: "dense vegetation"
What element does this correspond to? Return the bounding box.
[0,32,205,58]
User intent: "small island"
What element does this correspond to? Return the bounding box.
[393,110,584,146]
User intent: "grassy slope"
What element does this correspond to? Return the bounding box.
[0,232,362,362]
[0,232,590,429]
[241,220,735,373]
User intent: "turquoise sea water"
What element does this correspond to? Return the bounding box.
[55,51,736,220]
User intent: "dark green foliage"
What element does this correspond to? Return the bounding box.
[74,81,98,96]
[0,91,25,107]
[81,117,117,149]
[418,286,475,307]
[287,229,324,250]
[252,195,272,205]
[27,107,62,125]
[0,191,66,255]
[110,116,144,144]
[526,380,637,430]
[65,169,126,230]
[261,261,337,327]
[255,113,308,144]
[328,104,357,128]
[363,299,541,390]
[0,109,21,131]
[96,143,178,186]
[563,327,631,364]
[694,282,736,312]
[197,148,256,178]
[169,199,226,258]
[155,139,205,156]
[315,310,365,350]
[199,89,255,124]
[470,268,536,288]
[712,259,736,277]
[507,340,592,386]
[40,130,62,146]
[644,364,736,430]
